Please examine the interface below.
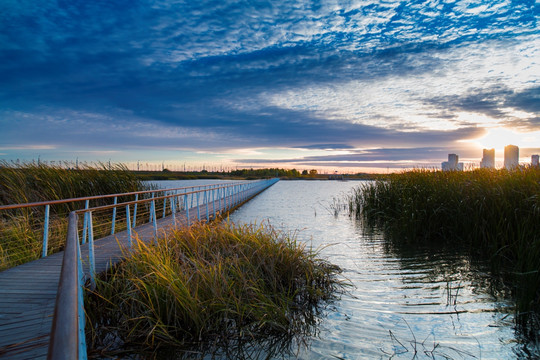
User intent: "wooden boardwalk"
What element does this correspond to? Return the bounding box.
[0,186,267,359]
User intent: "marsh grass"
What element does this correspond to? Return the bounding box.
[0,161,149,270]
[85,221,346,358]
[349,167,540,327]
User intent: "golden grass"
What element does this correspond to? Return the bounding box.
[85,221,347,358]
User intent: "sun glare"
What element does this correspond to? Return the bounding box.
[475,127,540,151]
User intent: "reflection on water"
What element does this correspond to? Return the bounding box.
[155,180,537,358]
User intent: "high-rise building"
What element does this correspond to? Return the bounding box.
[504,145,519,170]
[532,155,539,167]
[480,148,495,169]
[442,153,463,171]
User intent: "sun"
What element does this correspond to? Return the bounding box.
[475,127,540,151]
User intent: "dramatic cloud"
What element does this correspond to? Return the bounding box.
[0,0,538,171]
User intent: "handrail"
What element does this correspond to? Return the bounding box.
[74,182,252,214]
[0,181,246,211]
[0,180,251,261]
[47,212,80,360]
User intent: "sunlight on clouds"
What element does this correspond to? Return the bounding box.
[454,112,496,125]
[473,127,540,151]
[264,37,538,132]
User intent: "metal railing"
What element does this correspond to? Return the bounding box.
[0,181,259,268]
[47,212,84,359]
[46,178,279,359]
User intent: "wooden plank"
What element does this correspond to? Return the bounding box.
[0,319,52,336]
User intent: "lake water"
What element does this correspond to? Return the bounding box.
[155,179,536,359]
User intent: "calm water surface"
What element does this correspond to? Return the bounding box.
[156,180,535,359]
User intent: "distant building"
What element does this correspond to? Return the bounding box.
[480,148,495,169]
[504,145,519,170]
[532,155,539,167]
[442,153,463,171]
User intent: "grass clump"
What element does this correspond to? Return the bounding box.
[85,221,346,358]
[0,161,149,270]
[349,167,540,327]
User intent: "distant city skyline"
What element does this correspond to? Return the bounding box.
[1,1,538,173]
[443,144,539,172]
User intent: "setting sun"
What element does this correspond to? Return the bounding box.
[475,127,540,151]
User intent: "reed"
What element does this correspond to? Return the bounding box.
[85,221,346,358]
[0,161,149,270]
[349,167,540,325]
[0,161,144,210]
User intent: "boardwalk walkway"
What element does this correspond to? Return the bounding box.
[0,183,273,359]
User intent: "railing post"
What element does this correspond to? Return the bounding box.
[212,189,216,218]
[126,205,132,249]
[76,228,88,360]
[205,190,209,220]
[42,204,50,257]
[185,194,190,227]
[151,197,157,238]
[149,193,155,223]
[81,200,89,244]
[133,193,138,227]
[218,187,222,213]
[224,187,228,211]
[196,191,201,221]
[88,212,96,286]
[111,196,117,235]
[171,196,176,224]
[163,193,167,219]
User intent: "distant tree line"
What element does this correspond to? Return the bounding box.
[229,168,301,178]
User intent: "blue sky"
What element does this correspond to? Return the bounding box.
[1,0,538,172]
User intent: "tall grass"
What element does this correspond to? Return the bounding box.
[349,167,540,327]
[85,221,346,358]
[0,161,144,210]
[0,161,149,270]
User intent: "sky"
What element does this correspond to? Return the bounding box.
[1,0,539,173]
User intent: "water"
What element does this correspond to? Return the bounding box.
[154,180,535,359]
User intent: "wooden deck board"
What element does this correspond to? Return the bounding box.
[0,185,274,359]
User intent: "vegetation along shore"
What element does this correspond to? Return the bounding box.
[0,161,150,269]
[349,167,540,332]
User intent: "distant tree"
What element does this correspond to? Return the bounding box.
[302,170,308,175]
[309,169,317,176]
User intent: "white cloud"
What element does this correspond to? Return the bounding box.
[263,37,539,132]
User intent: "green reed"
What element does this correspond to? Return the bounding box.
[0,161,149,270]
[85,221,346,358]
[349,167,540,326]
